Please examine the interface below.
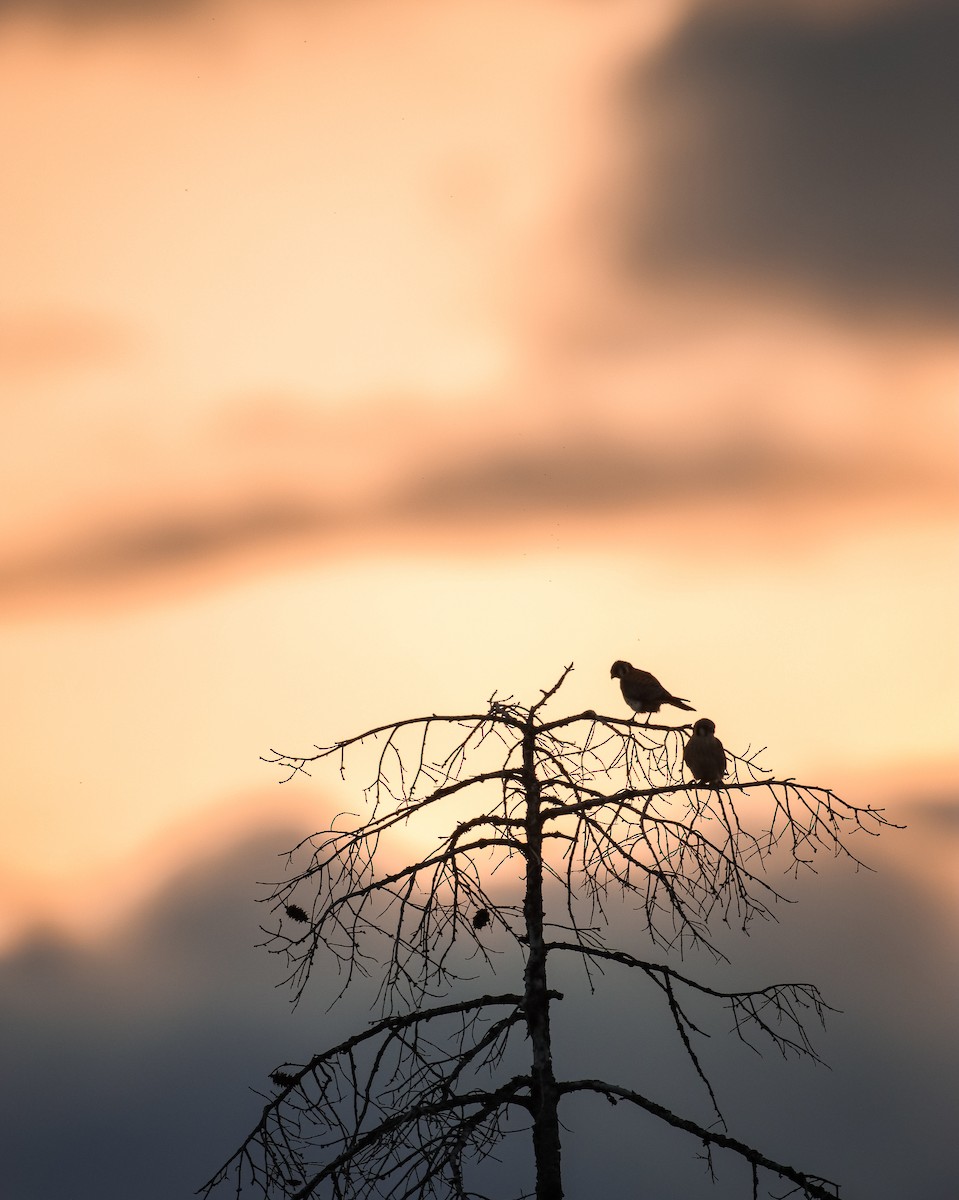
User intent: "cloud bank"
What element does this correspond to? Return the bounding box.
[620,0,959,316]
[1,800,956,1199]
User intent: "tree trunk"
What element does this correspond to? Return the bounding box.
[522,722,564,1200]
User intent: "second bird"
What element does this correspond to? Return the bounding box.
[683,718,727,787]
[610,660,695,719]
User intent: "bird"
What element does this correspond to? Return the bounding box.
[683,717,727,787]
[610,660,695,719]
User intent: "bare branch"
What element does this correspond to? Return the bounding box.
[547,940,833,1067]
[557,1080,839,1200]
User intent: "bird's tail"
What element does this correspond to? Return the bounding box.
[667,696,695,712]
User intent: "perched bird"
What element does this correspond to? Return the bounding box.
[472,908,491,930]
[683,718,727,787]
[610,660,695,719]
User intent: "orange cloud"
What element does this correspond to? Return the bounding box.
[0,310,137,376]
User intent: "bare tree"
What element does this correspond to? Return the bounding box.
[199,666,894,1200]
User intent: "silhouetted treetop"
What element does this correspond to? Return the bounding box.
[201,665,895,1200]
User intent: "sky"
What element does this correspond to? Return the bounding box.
[0,0,957,1197]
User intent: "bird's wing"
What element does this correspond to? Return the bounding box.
[631,668,659,686]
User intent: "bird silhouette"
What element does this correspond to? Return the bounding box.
[610,660,695,719]
[683,717,727,786]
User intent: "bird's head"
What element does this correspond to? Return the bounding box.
[692,718,716,737]
[610,661,632,680]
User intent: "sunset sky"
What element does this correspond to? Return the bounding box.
[1,1,957,1197]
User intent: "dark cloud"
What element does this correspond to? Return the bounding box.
[0,498,328,599]
[620,0,959,315]
[0,0,196,24]
[0,431,947,603]
[0,803,955,1199]
[898,791,959,830]
[0,823,360,1200]
[391,435,926,520]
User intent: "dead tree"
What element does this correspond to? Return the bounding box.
[199,666,894,1200]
